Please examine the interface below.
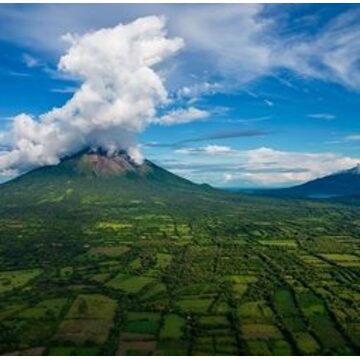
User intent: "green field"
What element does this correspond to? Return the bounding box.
[176,297,213,313]
[0,269,42,293]
[106,274,155,293]
[18,298,67,319]
[160,314,186,339]
[124,312,162,335]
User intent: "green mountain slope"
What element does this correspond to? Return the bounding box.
[0,149,220,208]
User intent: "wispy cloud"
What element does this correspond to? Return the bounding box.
[175,145,234,155]
[2,4,360,91]
[7,70,31,77]
[0,116,15,122]
[216,116,271,125]
[50,86,78,94]
[276,8,360,90]
[327,133,360,143]
[155,107,210,126]
[22,53,39,68]
[264,99,274,107]
[170,4,360,90]
[308,113,336,120]
[182,129,269,144]
[145,128,269,149]
[176,82,221,99]
[344,134,360,141]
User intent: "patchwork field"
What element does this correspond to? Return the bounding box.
[0,192,359,355]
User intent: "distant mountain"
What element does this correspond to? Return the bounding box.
[264,165,360,198]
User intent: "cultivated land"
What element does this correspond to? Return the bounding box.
[0,151,359,355]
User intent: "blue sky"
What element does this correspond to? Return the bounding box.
[0,4,360,187]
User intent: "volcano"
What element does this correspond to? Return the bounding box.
[0,148,219,209]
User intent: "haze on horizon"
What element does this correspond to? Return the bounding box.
[0,4,360,188]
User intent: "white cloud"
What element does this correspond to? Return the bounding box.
[171,5,360,90]
[176,82,221,99]
[170,145,360,186]
[155,107,209,125]
[231,147,358,185]
[2,5,360,90]
[173,4,273,85]
[0,16,192,175]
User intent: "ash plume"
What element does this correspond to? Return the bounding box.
[0,16,188,176]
